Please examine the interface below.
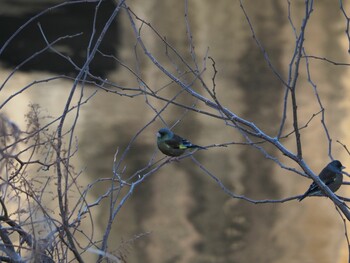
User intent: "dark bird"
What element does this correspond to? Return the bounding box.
[298,160,345,201]
[156,128,205,157]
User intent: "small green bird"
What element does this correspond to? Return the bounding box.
[298,160,345,201]
[156,128,205,157]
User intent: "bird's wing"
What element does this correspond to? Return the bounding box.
[165,135,191,149]
[164,138,182,149]
[323,176,337,186]
[305,176,336,193]
[304,182,318,194]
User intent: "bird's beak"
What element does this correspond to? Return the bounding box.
[156,132,161,138]
[342,165,346,170]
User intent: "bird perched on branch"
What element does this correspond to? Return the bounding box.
[298,160,345,201]
[156,128,206,157]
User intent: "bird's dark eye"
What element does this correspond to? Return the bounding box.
[335,161,342,168]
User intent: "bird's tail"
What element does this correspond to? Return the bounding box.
[188,144,207,150]
[297,194,306,202]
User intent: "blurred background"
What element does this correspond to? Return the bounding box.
[1,1,350,262]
